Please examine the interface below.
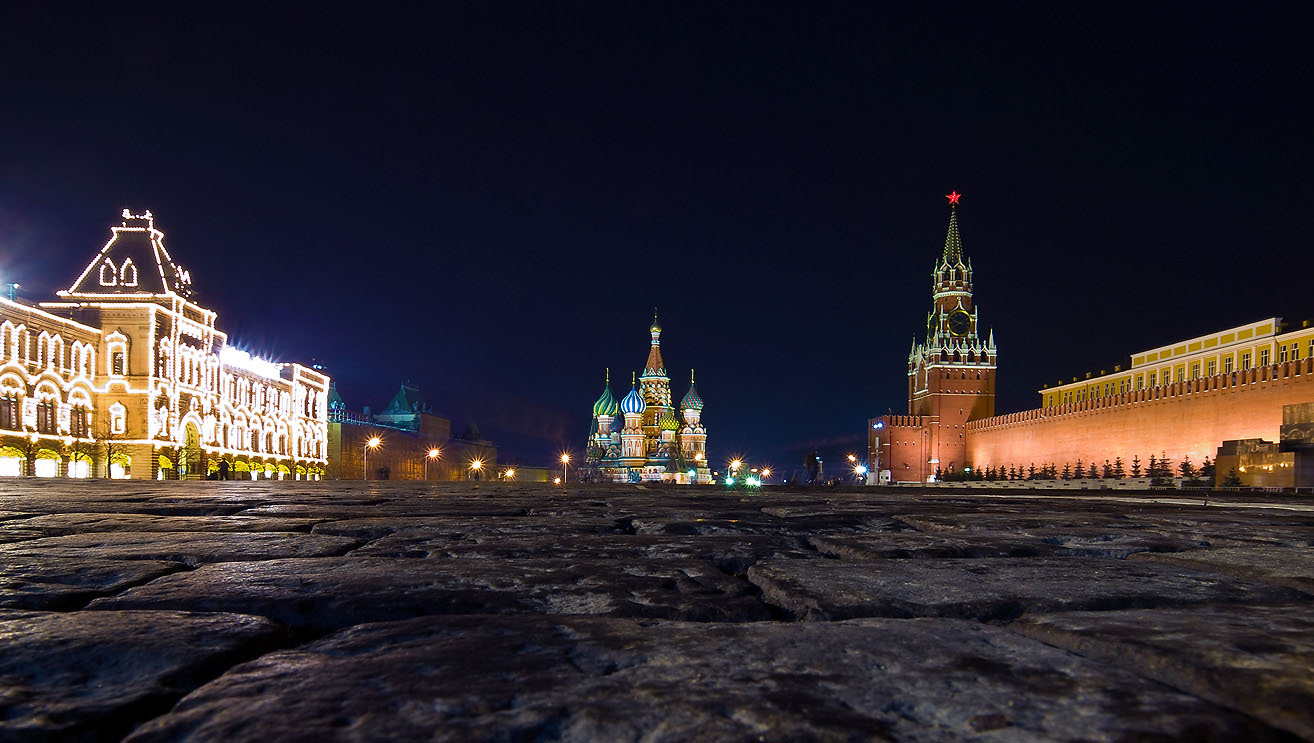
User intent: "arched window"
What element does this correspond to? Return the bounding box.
[119,258,139,287]
[98,258,118,286]
[109,403,127,435]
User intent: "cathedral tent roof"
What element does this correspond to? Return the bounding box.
[641,311,667,379]
[62,210,195,299]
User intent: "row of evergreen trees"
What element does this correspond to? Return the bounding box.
[938,454,1215,485]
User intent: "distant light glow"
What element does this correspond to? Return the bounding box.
[873,422,884,429]
[855,465,868,475]
[220,346,282,379]
[427,448,441,459]
[366,436,381,449]
[746,477,760,487]
[725,477,735,486]
[470,459,483,470]
[553,476,561,484]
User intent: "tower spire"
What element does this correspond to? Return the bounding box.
[942,191,963,265]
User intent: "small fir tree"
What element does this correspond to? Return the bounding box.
[1073,460,1086,479]
[1146,455,1157,478]
[1178,456,1197,480]
[1008,465,1017,480]
[1102,460,1113,478]
[1200,456,1215,482]
[1089,457,1100,477]
[1113,457,1126,478]
[1222,467,1243,487]
[1131,455,1143,478]
[1027,463,1037,480]
[1061,463,1072,480]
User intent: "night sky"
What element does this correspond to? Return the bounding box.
[2,5,1311,474]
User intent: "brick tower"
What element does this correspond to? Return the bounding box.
[871,192,997,482]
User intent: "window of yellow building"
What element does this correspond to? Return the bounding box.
[1206,359,1216,376]
[1224,356,1234,373]
[1149,372,1157,387]
[1241,352,1251,370]
[1175,368,1185,383]
[1136,375,1144,389]
[1190,363,1200,380]
[1292,343,1300,360]
[1280,345,1288,363]
[1260,348,1270,366]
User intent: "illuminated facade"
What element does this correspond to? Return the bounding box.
[868,195,1314,484]
[0,209,330,479]
[584,315,710,483]
[869,193,998,483]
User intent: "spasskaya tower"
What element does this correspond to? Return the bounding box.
[870,192,997,482]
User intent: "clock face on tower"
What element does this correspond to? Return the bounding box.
[947,309,971,337]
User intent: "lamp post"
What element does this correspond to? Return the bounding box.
[469,458,483,480]
[503,468,516,481]
[363,436,381,480]
[424,447,441,481]
[560,453,570,483]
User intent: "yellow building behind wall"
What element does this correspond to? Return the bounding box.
[1041,317,1314,408]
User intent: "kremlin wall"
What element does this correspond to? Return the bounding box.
[871,194,1314,486]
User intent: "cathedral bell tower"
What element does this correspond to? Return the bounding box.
[907,191,997,477]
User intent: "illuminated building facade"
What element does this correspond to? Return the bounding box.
[868,195,1314,484]
[1,209,330,479]
[869,193,998,483]
[325,382,497,480]
[584,315,710,483]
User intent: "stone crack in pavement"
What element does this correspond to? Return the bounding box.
[0,479,1311,742]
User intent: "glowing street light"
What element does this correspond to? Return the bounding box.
[761,468,772,479]
[424,447,441,481]
[553,476,562,485]
[847,453,857,463]
[560,453,571,483]
[730,459,742,473]
[469,459,483,480]
[503,468,516,480]
[363,436,381,480]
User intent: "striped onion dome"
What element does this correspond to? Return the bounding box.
[680,370,703,411]
[659,410,680,431]
[592,384,618,418]
[620,376,646,416]
[592,369,619,418]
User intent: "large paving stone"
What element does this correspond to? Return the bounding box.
[810,533,1064,559]
[354,533,814,573]
[0,609,279,743]
[312,515,627,541]
[122,615,1290,743]
[89,557,771,629]
[0,532,362,567]
[0,513,324,536]
[1129,546,1314,594]
[0,555,183,610]
[631,511,909,536]
[747,557,1306,620]
[1013,604,1314,741]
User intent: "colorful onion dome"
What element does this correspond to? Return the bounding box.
[659,410,680,431]
[592,370,619,418]
[680,369,703,411]
[620,372,646,416]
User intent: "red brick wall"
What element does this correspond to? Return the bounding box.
[870,415,929,483]
[966,360,1314,471]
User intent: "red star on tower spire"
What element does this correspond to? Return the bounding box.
[945,190,962,206]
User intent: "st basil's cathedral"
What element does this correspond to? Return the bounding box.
[584,315,711,483]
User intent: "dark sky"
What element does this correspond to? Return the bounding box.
[2,4,1311,473]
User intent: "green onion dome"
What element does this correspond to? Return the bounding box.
[592,385,618,418]
[592,370,619,418]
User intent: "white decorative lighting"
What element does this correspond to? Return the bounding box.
[220,346,282,379]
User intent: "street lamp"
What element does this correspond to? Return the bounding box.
[469,458,483,480]
[424,447,441,481]
[560,453,570,483]
[761,467,772,480]
[363,436,381,480]
[503,468,516,480]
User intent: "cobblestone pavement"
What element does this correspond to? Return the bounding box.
[1,480,1312,742]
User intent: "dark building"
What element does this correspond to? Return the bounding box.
[326,383,496,480]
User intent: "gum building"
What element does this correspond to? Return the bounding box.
[869,195,1314,483]
[2,210,330,480]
